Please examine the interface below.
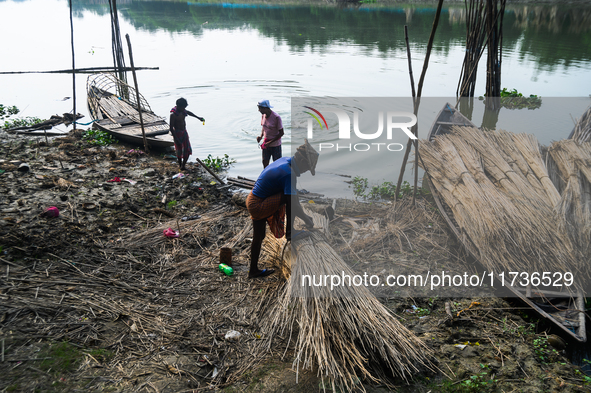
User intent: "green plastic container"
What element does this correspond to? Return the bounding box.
[219,263,233,276]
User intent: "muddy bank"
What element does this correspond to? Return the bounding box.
[0,129,589,392]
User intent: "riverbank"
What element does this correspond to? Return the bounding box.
[0,129,589,392]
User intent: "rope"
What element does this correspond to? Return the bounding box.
[76,119,98,126]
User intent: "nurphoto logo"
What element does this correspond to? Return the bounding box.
[301,102,417,152]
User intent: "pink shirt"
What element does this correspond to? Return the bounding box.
[261,111,283,147]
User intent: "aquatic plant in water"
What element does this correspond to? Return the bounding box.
[83,129,117,146]
[202,154,236,172]
[479,88,542,110]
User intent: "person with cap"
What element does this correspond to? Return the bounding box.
[246,140,319,278]
[256,99,284,168]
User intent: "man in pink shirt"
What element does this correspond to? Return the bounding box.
[256,99,284,168]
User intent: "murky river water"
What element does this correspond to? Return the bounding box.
[1,0,591,193]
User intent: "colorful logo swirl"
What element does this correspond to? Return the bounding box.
[303,106,329,130]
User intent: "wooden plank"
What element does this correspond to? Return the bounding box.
[577,290,587,342]
[514,287,576,298]
[227,178,254,190]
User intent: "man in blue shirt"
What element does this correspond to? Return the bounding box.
[246,140,319,278]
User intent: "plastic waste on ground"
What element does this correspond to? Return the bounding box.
[41,206,59,218]
[172,173,185,179]
[224,330,241,341]
[181,215,200,221]
[163,228,180,238]
[108,177,137,185]
[219,263,233,276]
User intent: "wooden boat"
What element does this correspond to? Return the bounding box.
[425,102,586,342]
[86,73,173,149]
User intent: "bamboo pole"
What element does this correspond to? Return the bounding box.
[404,26,416,101]
[395,0,444,202]
[69,0,77,129]
[415,0,444,100]
[109,0,127,85]
[0,67,159,75]
[125,34,148,153]
[195,158,225,185]
[395,26,417,202]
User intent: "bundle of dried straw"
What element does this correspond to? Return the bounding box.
[548,139,591,257]
[572,105,591,143]
[259,211,434,391]
[419,126,587,287]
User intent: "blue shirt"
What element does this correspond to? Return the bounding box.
[252,157,300,199]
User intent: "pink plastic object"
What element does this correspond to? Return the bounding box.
[42,206,60,218]
[163,228,180,238]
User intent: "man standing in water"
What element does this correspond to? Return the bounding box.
[256,99,284,168]
[170,97,205,171]
[246,140,319,278]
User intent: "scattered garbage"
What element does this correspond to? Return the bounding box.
[219,247,232,266]
[107,177,136,185]
[172,173,186,180]
[181,215,200,221]
[224,330,241,341]
[41,206,59,218]
[163,228,180,238]
[219,263,233,276]
[17,163,30,172]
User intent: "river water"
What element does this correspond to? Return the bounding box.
[1,0,591,195]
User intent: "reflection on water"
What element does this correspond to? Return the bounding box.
[72,0,591,69]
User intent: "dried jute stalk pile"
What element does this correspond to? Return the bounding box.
[547,139,591,260]
[419,126,590,290]
[572,105,591,143]
[258,211,434,392]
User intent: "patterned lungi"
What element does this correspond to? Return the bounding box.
[171,129,192,160]
[246,191,285,238]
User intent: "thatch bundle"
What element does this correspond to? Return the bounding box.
[259,211,434,391]
[419,126,587,289]
[548,139,591,257]
[572,105,591,143]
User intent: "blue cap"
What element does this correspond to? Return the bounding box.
[257,99,273,108]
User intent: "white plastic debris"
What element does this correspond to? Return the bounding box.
[224,330,241,341]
